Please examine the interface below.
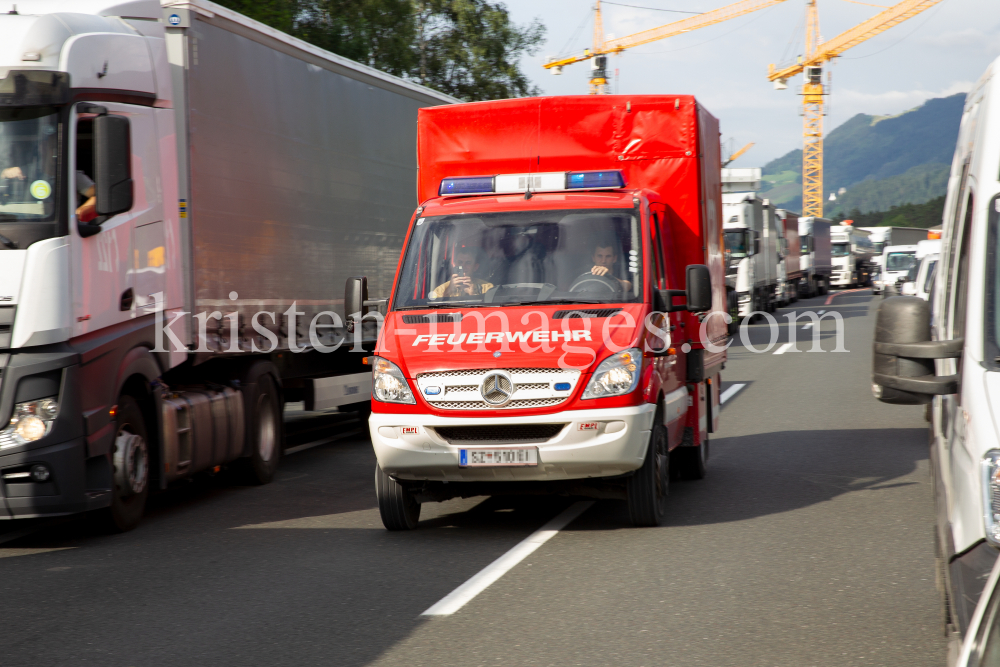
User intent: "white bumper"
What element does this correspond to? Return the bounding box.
[369,404,657,482]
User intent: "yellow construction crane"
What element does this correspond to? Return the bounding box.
[768,0,943,217]
[723,142,756,167]
[545,0,792,94]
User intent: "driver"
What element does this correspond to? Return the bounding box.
[430,246,494,299]
[588,240,632,292]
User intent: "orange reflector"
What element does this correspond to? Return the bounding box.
[213,466,221,473]
[667,347,676,355]
[109,405,117,418]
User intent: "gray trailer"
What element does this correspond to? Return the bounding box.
[798,217,832,297]
[0,0,454,529]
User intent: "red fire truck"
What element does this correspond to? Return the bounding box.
[346,96,728,529]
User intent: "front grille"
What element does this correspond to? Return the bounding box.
[417,368,580,411]
[0,306,13,348]
[402,313,463,324]
[434,423,566,444]
[429,398,565,410]
[552,308,622,319]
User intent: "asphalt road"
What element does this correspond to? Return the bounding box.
[0,290,945,666]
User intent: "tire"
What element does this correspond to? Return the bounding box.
[672,435,709,480]
[818,279,829,296]
[376,464,421,530]
[726,290,739,336]
[626,408,668,527]
[97,395,150,532]
[240,373,282,485]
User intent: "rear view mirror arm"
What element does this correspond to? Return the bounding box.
[874,339,963,359]
[873,372,959,396]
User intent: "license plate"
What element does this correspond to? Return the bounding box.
[459,447,538,467]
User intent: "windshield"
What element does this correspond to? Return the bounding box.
[724,230,748,257]
[392,208,643,309]
[0,107,60,223]
[886,252,917,271]
[831,243,851,257]
[873,241,886,254]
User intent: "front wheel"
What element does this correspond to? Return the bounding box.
[97,395,149,532]
[626,409,668,527]
[376,464,421,530]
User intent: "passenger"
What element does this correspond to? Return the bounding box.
[588,239,632,292]
[430,247,494,299]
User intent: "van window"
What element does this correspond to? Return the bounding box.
[985,194,1000,367]
[952,191,974,340]
[885,252,917,271]
[923,260,937,294]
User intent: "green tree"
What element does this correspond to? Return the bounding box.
[414,0,544,100]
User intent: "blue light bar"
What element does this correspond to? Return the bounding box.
[439,176,494,196]
[566,170,625,190]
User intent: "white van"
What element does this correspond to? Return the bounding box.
[878,244,919,296]
[872,55,1000,644]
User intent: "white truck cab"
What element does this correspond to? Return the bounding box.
[872,54,1000,640]
[879,244,919,297]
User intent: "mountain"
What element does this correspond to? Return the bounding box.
[760,93,965,214]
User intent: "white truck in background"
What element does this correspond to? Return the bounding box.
[0,0,453,530]
[797,217,831,297]
[775,208,801,306]
[860,226,929,262]
[829,224,875,288]
[722,169,779,317]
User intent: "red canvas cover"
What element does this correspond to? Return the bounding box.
[417,95,726,345]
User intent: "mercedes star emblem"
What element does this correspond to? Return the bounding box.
[480,371,514,406]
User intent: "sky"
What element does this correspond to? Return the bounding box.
[499,0,1000,167]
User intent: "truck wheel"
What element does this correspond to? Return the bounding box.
[240,373,282,485]
[376,464,420,530]
[626,409,668,527]
[819,280,828,296]
[727,291,739,335]
[672,435,709,480]
[98,395,149,532]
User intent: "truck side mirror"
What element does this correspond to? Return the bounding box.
[345,276,368,332]
[753,238,760,255]
[94,115,133,218]
[685,264,712,312]
[871,296,961,404]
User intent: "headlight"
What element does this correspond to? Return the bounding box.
[1,396,59,448]
[582,348,642,399]
[371,357,415,404]
[983,451,1000,545]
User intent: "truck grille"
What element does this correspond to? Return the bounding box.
[416,368,580,410]
[552,308,621,319]
[0,307,13,348]
[434,424,566,444]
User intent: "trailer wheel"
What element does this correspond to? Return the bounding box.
[97,395,149,532]
[672,435,709,480]
[240,373,282,485]
[626,408,668,527]
[376,464,420,530]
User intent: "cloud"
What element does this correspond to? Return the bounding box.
[832,82,973,113]
[919,28,1000,51]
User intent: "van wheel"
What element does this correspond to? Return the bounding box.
[239,373,282,485]
[627,408,668,527]
[98,395,149,532]
[672,435,709,480]
[376,464,421,530]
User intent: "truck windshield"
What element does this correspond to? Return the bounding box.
[831,243,851,257]
[393,208,643,309]
[724,230,748,257]
[0,107,60,223]
[873,241,886,254]
[885,252,917,271]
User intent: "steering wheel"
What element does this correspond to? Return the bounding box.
[568,272,622,295]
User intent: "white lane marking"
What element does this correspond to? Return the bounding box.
[421,500,594,617]
[773,342,794,355]
[285,427,363,455]
[719,383,746,405]
[802,322,813,330]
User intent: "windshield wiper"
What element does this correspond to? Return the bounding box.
[0,233,17,249]
[497,299,609,307]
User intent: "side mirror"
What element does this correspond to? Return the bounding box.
[685,264,712,313]
[94,115,133,218]
[752,238,760,255]
[345,276,368,332]
[871,296,961,404]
